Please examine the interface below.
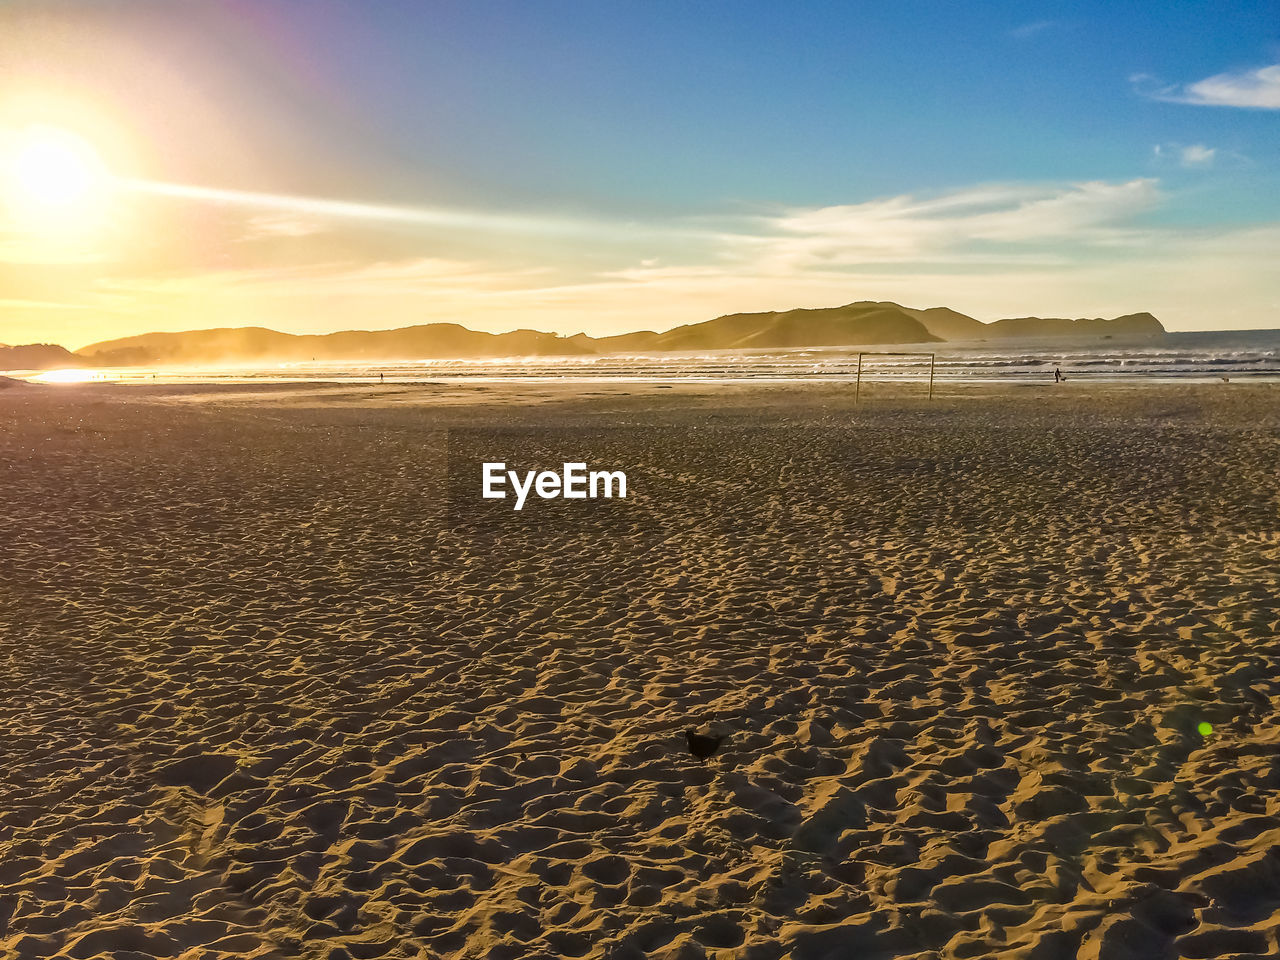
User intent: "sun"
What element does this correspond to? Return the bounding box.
[2,125,113,236]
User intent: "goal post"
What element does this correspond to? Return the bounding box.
[853,351,936,405]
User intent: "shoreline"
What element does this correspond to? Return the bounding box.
[6,374,1279,405]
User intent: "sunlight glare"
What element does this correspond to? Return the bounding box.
[31,368,101,384]
[2,125,113,236]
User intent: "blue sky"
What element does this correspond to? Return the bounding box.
[336,2,1279,210]
[2,0,1278,344]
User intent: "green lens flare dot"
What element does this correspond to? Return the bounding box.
[1197,721,1213,737]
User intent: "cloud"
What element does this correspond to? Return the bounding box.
[1179,144,1216,168]
[481,220,1280,335]
[1153,143,1218,168]
[99,256,550,300]
[462,180,1278,335]
[241,213,326,240]
[1009,20,1062,40]
[122,177,706,244]
[1137,63,1280,109]
[724,179,1161,272]
[6,173,1279,345]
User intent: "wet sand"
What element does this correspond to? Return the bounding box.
[2,379,1280,959]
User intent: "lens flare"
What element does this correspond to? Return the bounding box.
[1,125,113,237]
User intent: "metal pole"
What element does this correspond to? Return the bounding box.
[928,353,935,401]
[855,352,863,405]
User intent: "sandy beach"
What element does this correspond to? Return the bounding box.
[3,379,1280,960]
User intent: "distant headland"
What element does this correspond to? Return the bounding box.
[3,302,1166,369]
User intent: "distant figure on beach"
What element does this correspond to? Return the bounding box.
[379,372,385,383]
[1054,366,1062,383]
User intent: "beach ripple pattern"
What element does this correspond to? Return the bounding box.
[1,386,1279,959]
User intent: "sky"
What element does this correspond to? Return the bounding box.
[1,0,1278,348]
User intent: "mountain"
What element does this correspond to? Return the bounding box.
[898,305,988,340]
[592,301,940,352]
[79,302,941,365]
[71,302,1168,366]
[979,312,1165,340]
[0,343,86,371]
[79,324,593,366]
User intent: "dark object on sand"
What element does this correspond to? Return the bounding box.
[685,728,727,762]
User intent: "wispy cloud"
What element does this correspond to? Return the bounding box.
[241,213,327,240]
[120,178,707,244]
[485,219,1280,335]
[1179,144,1216,168]
[1136,63,1280,109]
[1153,143,1217,168]
[85,179,1178,325]
[463,179,1280,333]
[724,180,1161,271]
[1009,20,1063,40]
[100,257,550,299]
[7,174,1280,345]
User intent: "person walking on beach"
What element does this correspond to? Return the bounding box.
[1054,366,1062,383]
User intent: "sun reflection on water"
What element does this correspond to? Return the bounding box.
[30,367,106,383]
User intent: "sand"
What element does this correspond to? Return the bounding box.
[2,379,1279,960]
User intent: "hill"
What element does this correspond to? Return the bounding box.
[593,301,940,352]
[79,302,942,365]
[72,302,1168,366]
[898,305,988,340]
[0,343,86,371]
[980,312,1165,340]
[79,325,593,366]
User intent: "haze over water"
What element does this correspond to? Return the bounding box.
[34,329,1280,385]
